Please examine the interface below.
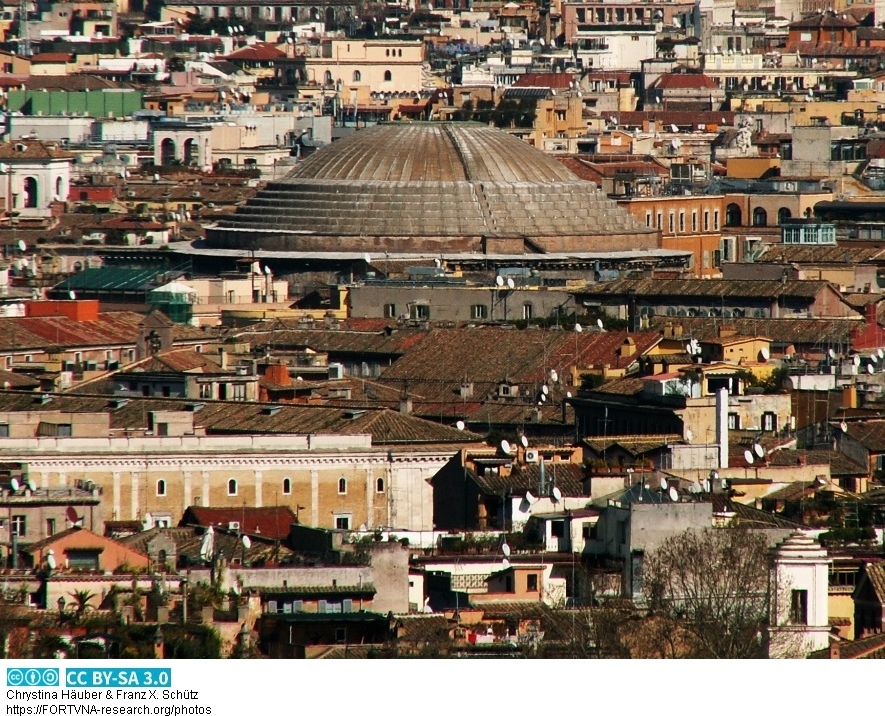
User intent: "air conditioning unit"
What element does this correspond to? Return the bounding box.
[525,449,540,463]
[228,521,240,531]
[328,362,344,380]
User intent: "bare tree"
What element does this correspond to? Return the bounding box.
[644,528,771,659]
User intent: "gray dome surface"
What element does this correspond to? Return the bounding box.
[206,123,658,254]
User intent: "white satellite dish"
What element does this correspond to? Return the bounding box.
[565,391,572,398]
[574,324,583,333]
[502,542,511,557]
[828,348,837,360]
[760,347,770,361]
[670,124,679,133]
[506,277,515,290]
[702,478,710,493]
[854,355,861,367]
[539,393,547,402]
[26,478,36,491]
[753,443,765,459]
[434,258,442,268]
[868,363,875,374]
[685,428,693,443]
[879,349,884,360]
[551,486,562,502]
[264,265,271,275]
[47,553,57,569]
[500,439,512,454]
[495,275,504,287]
[9,477,19,491]
[840,421,848,433]
[710,469,719,481]
[68,291,76,300]
[455,420,465,431]
[17,239,26,252]
[549,369,558,383]
[525,490,538,504]
[597,318,604,330]
[238,25,244,33]
[668,487,679,502]
[502,558,511,568]
[520,435,529,448]
[744,450,754,465]
[227,25,233,34]
[241,535,251,550]
[660,477,668,491]
[541,384,549,396]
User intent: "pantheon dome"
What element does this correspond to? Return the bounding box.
[206,123,659,255]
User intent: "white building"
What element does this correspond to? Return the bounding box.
[574,27,657,71]
[0,140,73,218]
[767,531,831,658]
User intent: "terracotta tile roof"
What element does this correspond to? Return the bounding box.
[765,449,866,476]
[761,481,815,502]
[648,316,857,348]
[863,562,885,604]
[396,614,451,642]
[121,348,226,374]
[225,43,286,62]
[0,391,482,445]
[600,110,734,127]
[121,525,295,564]
[26,75,132,91]
[0,370,40,389]
[180,506,296,539]
[512,73,574,89]
[29,52,73,63]
[470,462,586,497]
[0,140,74,161]
[652,73,719,90]
[809,631,885,659]
[790,13,857,29]
[232,322,427,358]
[755,245,885,265]
[842,420,885,452]
[583,434,681,456]
[577,277,834,300]
[588,377,646,396]
[711,495,804,528]
[785,42,882,56]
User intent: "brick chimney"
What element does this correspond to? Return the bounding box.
[264,362,291,387]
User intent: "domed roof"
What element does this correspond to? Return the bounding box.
[206,123,658,255]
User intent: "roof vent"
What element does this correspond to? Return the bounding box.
[35,394,52,405]
[109,398,129,409]
[185,402,205,412]
[262,405,282,416]
[343,409,366,419]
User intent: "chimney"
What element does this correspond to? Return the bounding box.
[618,337,636,357]
[829,642,841,659]
[673,325,683,338]
[399,396,412,415]
[264,362,291,387]
[842,386,857,409]
[218,347,228,369]
[797,455,807,466]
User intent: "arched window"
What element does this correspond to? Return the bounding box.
[324,70,333,85]
[23,177,38,208]
[725,203,742,227]
[398,49,402,57]
[282,478,291,495]
[55,176,63,201]
[352,70,361,82]
[384,70,392,82]
[386,49,390,57]
[338,477,347,494]
[777,207,792,224]
[376,477,384,493]
[159,137,176,166]
[752,207,768,227]
[156,479,166,496]
[228,478,237,496]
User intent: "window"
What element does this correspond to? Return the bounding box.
[703,251,710,269]
[762,412,778,432]
[778,207,792,224]
[471,304,488,320]
[282,478,291,495]
[46,518,55,536]
[703,211,709,231]
[656,212,663,230]
[725,204,742,227]
[527,574,538,592]
[692,211,698,232]
[384,70,392,82]
[156,422,169,436]
[227,479,238,496]
[790,589,808,625]
[376,477,384,493]
[323,70,333,85]
[11,515,25,537]
[231,383,246,401]
[352,70,361,82]
[550,521,565,538]
[67,549,99,570]
[335,627,347,644]
[410,304,430,320]
[668,212,675,233]
[335,515,350,530]
[0,424,8,438]
[199,383,213,399]
[56,424,72,437]
[383,303,397,318]
[646,212,652,227]
[728,413,740,430]
[679,212,685,233]
[338,477,347,494]
[714,210,720,231]
[156,479,167,496]
[522,303,533,320]
[752,207,768,227]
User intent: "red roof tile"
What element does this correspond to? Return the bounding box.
[653,73,719,90]
[512,73,574,89]
[180,506,297,539]
[225,43,286,62]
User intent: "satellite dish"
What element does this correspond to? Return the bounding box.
[434,258,442,268]
[541,384,549,395]
[668,487,679,502]
[506,277,515,290]
[597,318,604,330]
[47,553,57,569]
[26,478,36,491]
[264,265,271,275]
[574,324,583,333]
[17,239,26,252]
[551,486,562,502]
[502,542,511,557]
[868,363,875,374]
[702,478,710,493]
[840,421,848,433]
[500,439,512,455]
[879,349,884,360]
[566,391,572,398]
[66,506,78,522]
[549,369,558,383]
[502,558,511,568]
[9,477,19,491]
[670,124,679,133]
[685,428,693,443]
[525,490,537,504]
[68,291,76,300]
[710,470,719,481]
[227,25,233,34]
[660,477,668,491]
[828,348,837,360]
[760,347,770,361]
[539,393,547,402]
[744,450,754,465]
[241,535,251,550]
[520,435,529,448]
[238,25,244,33]
[455,420,465,431]
[854,355,861,367]
[753,443,765,459]
[495,275,504,287]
